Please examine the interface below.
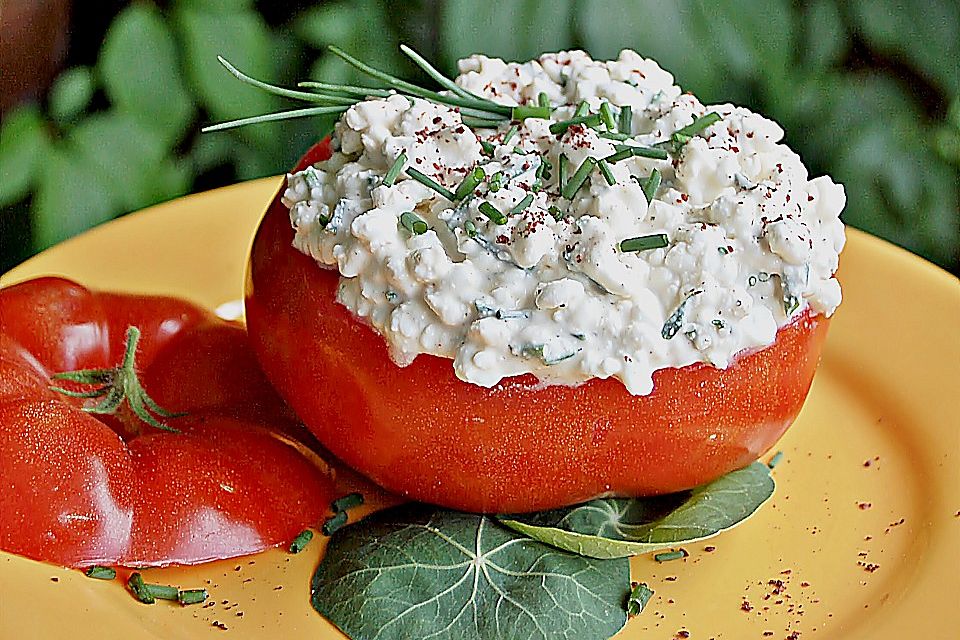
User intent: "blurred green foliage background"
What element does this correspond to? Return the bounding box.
[1,0,957,273]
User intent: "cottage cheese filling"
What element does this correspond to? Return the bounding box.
[281,50,845,395]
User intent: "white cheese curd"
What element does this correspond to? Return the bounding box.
[281,50,846,395]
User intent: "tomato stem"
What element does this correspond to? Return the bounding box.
[50,326,184,432]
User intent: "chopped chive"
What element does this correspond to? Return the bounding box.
[614,144,669,160]
[454,167,486,200]
[502,124,519,146]
[538,92,550,109]
[509,193,535,215]
[597,159,617,185]
[332,492,365,512]
[627,582,654,616]
[383,152,407,186]
[768,451,784,469]
[574,100,590,117]
[400,211,428,235]
[461,115,503,128]
[620,233,669,252]
[405,167,455,200]
[84,566,116,580]
[558,153,568,191]
[464,220,478,237]
[618,105,633,134]
[654,549,687,563]
[479,202,507,225]
[561,157,597,200]
[674,111,722,138]
[599,130,631,141]
[127,573,155,604]
[603,149,633,164]
[535,155,551,179]
[289,529,315,553]
[178,589,208,606]
[488,171,504,192]
[145,583,179,601]
[479,140,496,155]
[512,105,551,120]
[599,102,617,130]
[642,169,661,202]
[548,205,564,221]
[322,511,348,536]
[549,113,602,135]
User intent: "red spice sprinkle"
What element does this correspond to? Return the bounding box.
[807,194,815,201]
[786,632,801,640]
[680,193,689,202]
[858,502,872,510]
[768,579,787,595]
[665,576,678,582]
[676,631,690,639]
[741,600,754,612]
[746,131,755,138]
[763,633,774,637]
[704,546,716,552]
[800,582,810,588]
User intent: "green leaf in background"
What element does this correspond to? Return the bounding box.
[790,72,959,268]
[48,67,96,124]
[0,104,51,207]
[849,0,960,95]
[442,0,574,71]
[312,504,630,640]
[575,0,721,99]
[933,99,960,167]
[800,0,848,69]
[297,0,408,88]
[66,111,190,217]
[174,1,283,152]
[99,2,195,147]
[33,147,118,250]
[500,463,775,560]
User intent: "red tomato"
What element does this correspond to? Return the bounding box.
[0,277,334,568]
[246,141,830,513]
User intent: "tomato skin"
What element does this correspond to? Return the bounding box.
[0,277,334,568]
[246,141,830,513]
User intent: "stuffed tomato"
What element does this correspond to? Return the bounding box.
[245,50,844,513]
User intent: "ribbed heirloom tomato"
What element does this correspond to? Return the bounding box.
[0,277,334,568]
[246,141,830,514]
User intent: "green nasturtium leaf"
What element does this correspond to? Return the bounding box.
[312,504,630,640]
[499,463,775,559]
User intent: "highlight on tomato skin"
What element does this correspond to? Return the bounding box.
[246,140,831,514]
[0,277,335,568]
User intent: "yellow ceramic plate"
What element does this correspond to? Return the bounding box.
[2,178,958,640]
